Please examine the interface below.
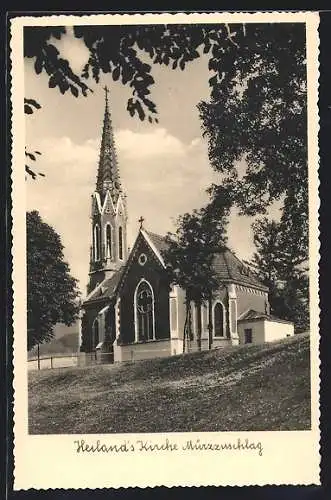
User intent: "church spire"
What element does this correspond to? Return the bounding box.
[96,86,122,202]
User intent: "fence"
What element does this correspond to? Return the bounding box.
[28,354,80,371]
[27,351,116,371]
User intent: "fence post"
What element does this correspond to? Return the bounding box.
[50,357,53,369]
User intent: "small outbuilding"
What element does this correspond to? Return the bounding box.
[237,309,294,345]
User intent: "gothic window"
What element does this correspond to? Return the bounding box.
[213,302,225,337]
[105,224,112,259]
[94,224,101,261]
[135,280,155,342]
[92,318,99,349]
[118,226,123,260]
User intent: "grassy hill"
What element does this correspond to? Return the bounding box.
[28,333,310,434]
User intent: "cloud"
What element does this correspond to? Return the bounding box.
[116,128,187,160]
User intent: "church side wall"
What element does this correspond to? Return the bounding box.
[236,286,268,317]
[114,339,172,362]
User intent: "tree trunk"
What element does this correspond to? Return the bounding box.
[183,300,189,353]
[208,294,213,350]
[37,343,40,370]
[196,301,202,351]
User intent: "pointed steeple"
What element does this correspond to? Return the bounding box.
[96,86,122,203]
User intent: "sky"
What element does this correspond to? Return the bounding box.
[25,26,259,295]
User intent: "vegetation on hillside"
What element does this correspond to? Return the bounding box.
[28,334,310,434]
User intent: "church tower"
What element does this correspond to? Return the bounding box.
[88,87,128,293]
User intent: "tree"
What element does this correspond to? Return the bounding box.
[250,216,309,332]
[198,22,307,225]
[27,211,80,350]
[162,200,229,351]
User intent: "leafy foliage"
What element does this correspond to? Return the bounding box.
[24,27,90,97]
[27,211,80,350]
[198,23,307,222]
[251,216,309,332]
[162,202,229,349]
[24,23,245,123]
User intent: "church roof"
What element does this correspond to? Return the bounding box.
[212,249,268,291]
[238,309,293,324]
[144,230,169,255]
[141,229,268,292]
[83,266,125,304]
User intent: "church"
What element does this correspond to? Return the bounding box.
[79,89,294,364]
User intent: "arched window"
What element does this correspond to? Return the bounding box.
[94,224,101,261]
[118,226,123,260]
[213,302,225,337]
[92,318,99,348]
[135,280,155,342]
[105,224,112,259]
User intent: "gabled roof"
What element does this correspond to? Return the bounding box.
[140,229,166,267]
[212,250,268,291]
[238,309,293,324]
[83,228,268,306]
[83,266,124,305]
[140,229,268,292]
[144,230,169,255]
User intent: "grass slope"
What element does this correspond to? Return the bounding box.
[28,333,310,434]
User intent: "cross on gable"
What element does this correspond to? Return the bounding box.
[138,216,145,229]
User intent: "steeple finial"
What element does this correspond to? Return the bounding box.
[104,85,109,107]
[95,87,122,203]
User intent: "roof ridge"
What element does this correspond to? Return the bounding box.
[145,229,166,240]
[222,250,234,280]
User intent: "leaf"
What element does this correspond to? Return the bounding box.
[209,75,218,88]
[70,85,79,97]
[34,57,43,74]
[25,165,36,179]
[48,75,57,88]
[24,104,33,114]
[25,98,41,110]
[113,66,120,81]
[135,100,145,121]
[26,152,36,161]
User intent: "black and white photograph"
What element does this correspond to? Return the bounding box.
[11,12,320,489]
